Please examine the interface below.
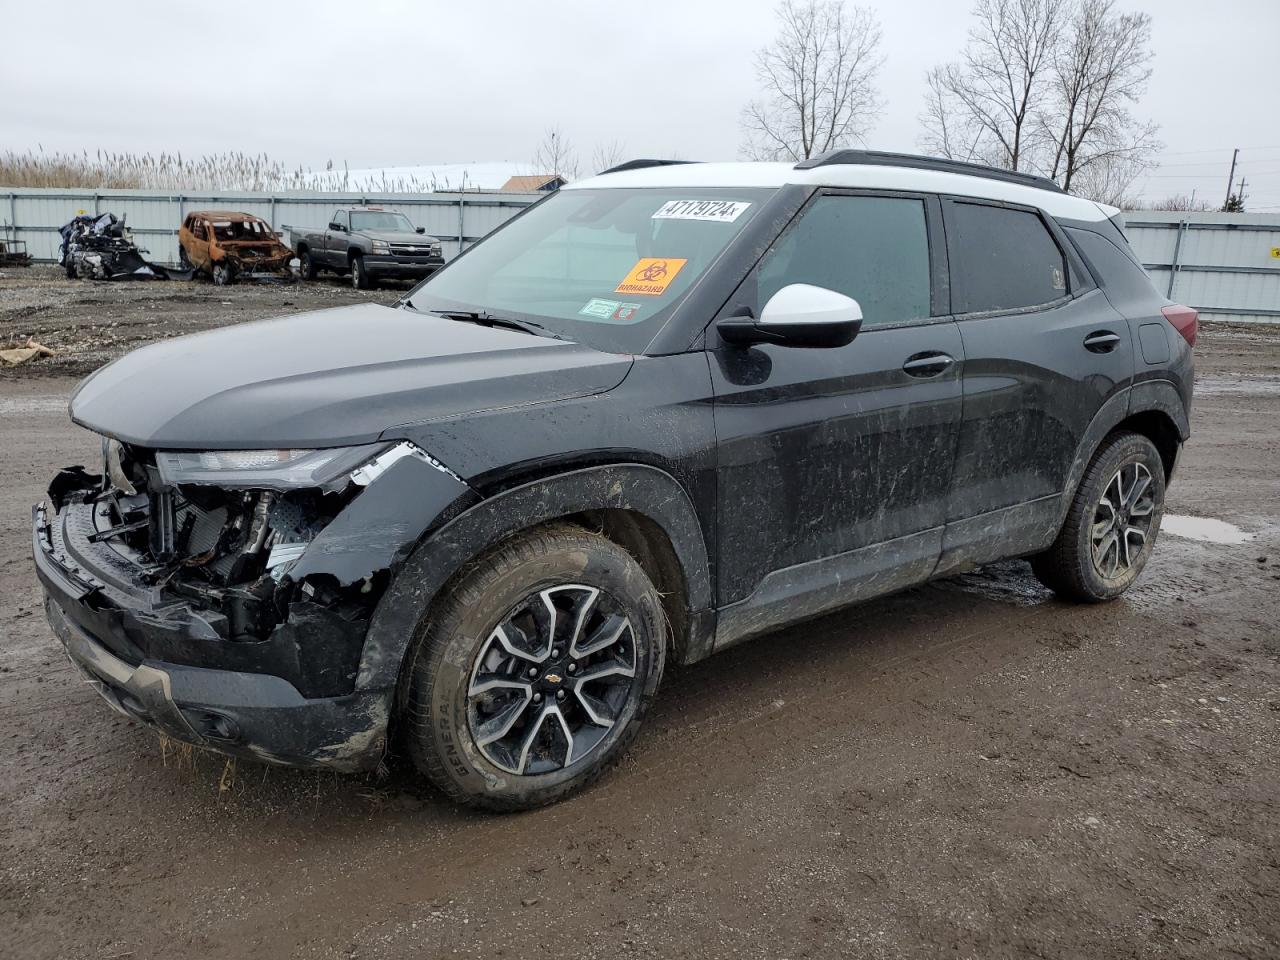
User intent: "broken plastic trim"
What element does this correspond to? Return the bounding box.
[349,441,465,486]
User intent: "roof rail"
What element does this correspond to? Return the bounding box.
[600,159,700,175]
[794,150,1065,194]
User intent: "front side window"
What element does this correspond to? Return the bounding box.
[409,187,773,354]
[333,210,349,230]
[949,202,1068,313]
[755,194,932,327]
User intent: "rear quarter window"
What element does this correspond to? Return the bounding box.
[1065,226,1162,306]
[948,202,1068,313]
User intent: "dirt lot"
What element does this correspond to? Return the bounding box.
[2,271,1278,960]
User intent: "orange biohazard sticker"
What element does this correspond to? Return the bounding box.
[615,258,687,296]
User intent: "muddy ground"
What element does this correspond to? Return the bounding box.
[0,265,400,379]
[1,272,1278,959]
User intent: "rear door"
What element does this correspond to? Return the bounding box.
[189,218,212,271]
[710,190,965,646]
[938,197,1134,571]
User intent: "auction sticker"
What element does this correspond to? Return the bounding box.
[652,199,751,223]
[615,258,687,296]
[579,298,621,319]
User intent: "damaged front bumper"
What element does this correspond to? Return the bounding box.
[31,443,477,773]
[33,503,389,771]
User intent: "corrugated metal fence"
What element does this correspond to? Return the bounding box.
[1123,211,1280,324]
[1,187,541,265]
[5,189,1278,324]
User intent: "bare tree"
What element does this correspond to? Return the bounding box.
[1043,0,1158,193]
[920,0,1064,171]
[741,0,883,161]
[591,140,627,174]
[532,126,579,181]
[920,0,1160,203]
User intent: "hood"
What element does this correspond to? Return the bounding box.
[359,229,439,243]
[71,303,632,449]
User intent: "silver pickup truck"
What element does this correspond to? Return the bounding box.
[292,207,445,289]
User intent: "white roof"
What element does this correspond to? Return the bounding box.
[568,160,1116,222]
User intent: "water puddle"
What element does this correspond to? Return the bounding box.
[1161,514,1254,545]
[1194,376,1280,397]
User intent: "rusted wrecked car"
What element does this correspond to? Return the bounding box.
[179,211,298,285]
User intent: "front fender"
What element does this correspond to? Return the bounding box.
[354,464,713,693]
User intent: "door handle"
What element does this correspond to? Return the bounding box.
[1083,330,1121,353]
[902,352,955,378]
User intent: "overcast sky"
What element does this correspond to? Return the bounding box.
[2,0,1277,206]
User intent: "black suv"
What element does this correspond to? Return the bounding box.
[33,152,1195,810]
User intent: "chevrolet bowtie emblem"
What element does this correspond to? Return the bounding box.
[544,673,562,684]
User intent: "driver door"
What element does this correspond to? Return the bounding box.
[709,190,965,648]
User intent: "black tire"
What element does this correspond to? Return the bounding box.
[401,523,666,811]
[298,248,317,280]
[1031,431,1165,602]
[350,253,372,290]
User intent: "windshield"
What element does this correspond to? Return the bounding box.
[405,187,774,353]
[351,211,415,232]
[211,219,273,241]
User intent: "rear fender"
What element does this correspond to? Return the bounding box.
[1056,380,1189,527]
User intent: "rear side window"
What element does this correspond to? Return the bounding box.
[757,195,931,327]
[948,202,1068,313]
[1066,227,1161,305]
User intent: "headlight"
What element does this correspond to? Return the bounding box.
[155,444,389,490]
[370,240,391,254]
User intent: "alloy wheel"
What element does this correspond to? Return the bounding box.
[466,584,638,776]
[1091,461,1156,579]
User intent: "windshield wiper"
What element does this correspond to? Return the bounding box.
[428,309,549,337]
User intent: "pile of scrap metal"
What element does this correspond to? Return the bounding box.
[58,213,189,281]
[0,237,31,267]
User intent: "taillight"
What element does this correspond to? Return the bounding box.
[1162,304,1198,347]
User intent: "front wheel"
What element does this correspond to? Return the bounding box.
[350,254,372,290]
[1031,431,1166,602]
[401,524,666,811]
[212,261,234,286]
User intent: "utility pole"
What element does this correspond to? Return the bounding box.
[1238,176,1248,209]
[1223,147,1239,208]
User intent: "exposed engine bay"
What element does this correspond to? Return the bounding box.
[42,440,400,698]
[58,213,189,281]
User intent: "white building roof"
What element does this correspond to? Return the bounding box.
[569,160,1116,222]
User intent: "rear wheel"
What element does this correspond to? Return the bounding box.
[401,524,666,811]
[1031,431,1165,602]
[298,248,317,280]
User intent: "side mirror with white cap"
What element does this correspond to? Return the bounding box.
[716,283,863,348]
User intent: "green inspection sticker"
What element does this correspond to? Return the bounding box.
[579,298,621,319]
